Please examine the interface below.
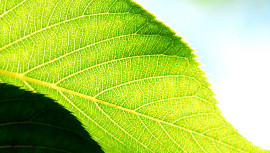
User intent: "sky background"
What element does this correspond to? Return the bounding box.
[133,0,270,150]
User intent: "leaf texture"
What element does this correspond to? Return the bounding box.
[0,83,103,153]
[0,0,268,152]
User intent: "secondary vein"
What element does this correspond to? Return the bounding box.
[0,69,249,153]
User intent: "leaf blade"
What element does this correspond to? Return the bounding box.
[0,0,268,152]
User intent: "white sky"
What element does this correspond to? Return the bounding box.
[133,0,270,150]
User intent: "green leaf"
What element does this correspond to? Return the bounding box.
[0,83,104,153]
[0,0,268,152]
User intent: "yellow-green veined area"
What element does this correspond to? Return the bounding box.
[0,0,268,152]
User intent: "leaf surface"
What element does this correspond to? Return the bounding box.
[0,83,103,153]
[0,0,268,152]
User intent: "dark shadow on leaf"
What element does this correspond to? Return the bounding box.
[0,83,104,153]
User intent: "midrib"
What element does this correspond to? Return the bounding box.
[0,69,249,153]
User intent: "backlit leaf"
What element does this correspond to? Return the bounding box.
[0,0,268,152]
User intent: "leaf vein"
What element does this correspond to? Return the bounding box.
[191,133,207,153]
[93,102,154,152]
[22,33,137,75]
[137,116,170,152]
[134,96,196,112]
[159,122,187,153]
[58,91,131,150]
[0,69,250,153]
[0,12,133,51]
[56,54,186,85]
[0,0,27,19]
[172,113,215,124]
[94,75,200,98]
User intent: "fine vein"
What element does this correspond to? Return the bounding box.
[0,69,249,153]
